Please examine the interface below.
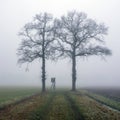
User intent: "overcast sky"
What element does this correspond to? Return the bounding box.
[0,0,120,88]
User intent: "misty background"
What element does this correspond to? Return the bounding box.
[0,0,120,88]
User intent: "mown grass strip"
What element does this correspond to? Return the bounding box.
[46,93,75,120]
[83,90,120,111]
[29,92,56,120]
[0,92,41,111]
[0,92,51,120]
[64,92,85,120]
[71,91,120,120]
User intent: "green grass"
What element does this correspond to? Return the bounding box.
[0,87,40,107]
[30,92,56,120]
[70,91,120,120]
[0,89,120,120]
[30,91,84,120]
[81,90,120,111]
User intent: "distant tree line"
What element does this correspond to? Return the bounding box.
[17,11,111,92]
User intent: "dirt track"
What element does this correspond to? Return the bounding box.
[0,91,120,120]
[45,93,84,120]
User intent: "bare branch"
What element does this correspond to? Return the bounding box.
[76,46,112,57]
[17,12,55,65]
[55,11,111,60]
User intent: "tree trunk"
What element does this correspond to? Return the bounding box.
[72,55,76,91]
[41,54,46,92]
[41,32,46,93]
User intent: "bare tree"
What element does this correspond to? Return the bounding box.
[17,13,55,92]
[54,11,111,91]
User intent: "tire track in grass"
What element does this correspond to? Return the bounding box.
[65,93,85,120]
[77,90,120,112]
[46,93,75,120]
[84,92,120,112]
[46,92,85,120]
[73,91,120,120]
[0,93,50,120]
[29,92,56,120]
[0,93,40,111]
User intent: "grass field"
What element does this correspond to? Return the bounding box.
[85,88,120,102]
[82,88,120,111]
[0,87,40,107]
[0,87,120,120]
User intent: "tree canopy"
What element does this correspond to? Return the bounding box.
[54,11,111,90]
[17,11,111,91]
[17,13,55,92]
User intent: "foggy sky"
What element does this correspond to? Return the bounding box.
[0,0,120,88]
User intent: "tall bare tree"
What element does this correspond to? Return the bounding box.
[54,11,111,91]
[17,13,55,92]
